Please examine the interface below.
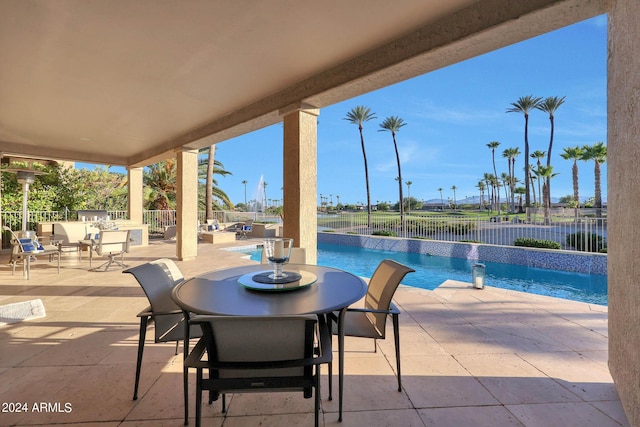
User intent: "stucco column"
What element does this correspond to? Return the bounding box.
[176,149,199,261]
[127,167,143,224]
[282,104,319,264]
[608,1,640,426]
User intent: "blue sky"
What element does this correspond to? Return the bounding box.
[83,15,608,207]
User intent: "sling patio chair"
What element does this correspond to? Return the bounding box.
[328,259,415,392]
[185,314,332,427]
[237,219,253,239]
[3,226,61,279]
[123,258,202,425]
[90,229,130,271]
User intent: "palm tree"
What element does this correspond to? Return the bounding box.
[405,181,412,213]
[560,146,584,214]
[205,145,216,219]
[515,186,526,213]
[380,116,407,233]
[502,147,520,213]
[487,141,501,213]
[450,185,458,209]
[536,165,556,224]
[437,187,444,210]
[262,181,268,212]
[483,172,494,212]
[529,173,538,210]
[500,172,510,212]
[537,96,566,209]
[345,106,376,227]
[530,150,546,208]
[144,159,177,210]
[582,142,607,218]
[241,179,248,208]
[507,95,543,216]
[476,181,485,210]
[198,147,233,212]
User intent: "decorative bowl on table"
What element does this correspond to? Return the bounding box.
[263,238,293,280]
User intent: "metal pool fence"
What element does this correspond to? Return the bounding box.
[317,211,607,252]
[1,209,606,252]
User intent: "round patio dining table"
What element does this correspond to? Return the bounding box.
[171,263,368,422]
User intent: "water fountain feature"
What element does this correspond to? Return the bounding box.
[252,175,267,219]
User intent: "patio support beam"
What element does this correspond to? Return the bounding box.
[176,149,199,261]
[127,167,143,224]
[282,104,319,264]
[608,0,640,425]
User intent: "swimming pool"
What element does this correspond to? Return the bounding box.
[240,242,608,306]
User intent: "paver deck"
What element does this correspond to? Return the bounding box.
[0,239,629,426]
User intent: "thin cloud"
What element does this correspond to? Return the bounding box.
[411,100,502,124]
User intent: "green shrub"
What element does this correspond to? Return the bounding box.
[566,232,606,252]
[447,222,476,235]
[372,230,397,237]
[460,239,482,243]
[514,237,561,249]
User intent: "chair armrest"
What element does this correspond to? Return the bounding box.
[136,306,152,317]
[329,302,400,321]
[339,305,399,315]
[315,314,332,364]
[136,307,183,317]
[184,338,208,369]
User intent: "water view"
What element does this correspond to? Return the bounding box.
[244,242,608,306]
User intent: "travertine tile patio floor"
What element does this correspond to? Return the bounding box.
[0,239,629,426]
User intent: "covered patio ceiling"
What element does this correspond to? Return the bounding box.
[0,0,605,167]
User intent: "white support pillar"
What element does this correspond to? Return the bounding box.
[282,104,319,264]
[608,1,640,425]
[127,167,144,224]
[176,149,199,261]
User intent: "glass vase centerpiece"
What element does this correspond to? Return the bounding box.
[263,238,293,280]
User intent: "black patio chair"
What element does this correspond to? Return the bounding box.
[329,259,415,392]
[185,314,332,427]
[123,258,202,425]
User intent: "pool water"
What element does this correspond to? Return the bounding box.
[244,242,608,306]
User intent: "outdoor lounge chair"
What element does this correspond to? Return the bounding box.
[185,314,331,427]
[123,258,202,425]
[90,229,130,271]
[3,226,61,279]
[237,219,253,239]
[329,259,415,392]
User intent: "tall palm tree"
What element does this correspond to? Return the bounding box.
[450,185,458,209]
[380,116,407,233]
[438,187,444,210]
[536,165,556,224]
[560,146,584,214]
[198,146,233,212]
[507,95,543,215]
[500,172,510,211]
[241,179,248,208]
[537,96,566,209]
[530,150,546,208]
[205,145,216,219]
[476,181,485,210]
[582,142,607,218]
[515,186,526,213]
[502,147,520,212]
[345,106,377,227]
[405,180,413,213]
[483,172,494,212]
[487,141,501,213]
